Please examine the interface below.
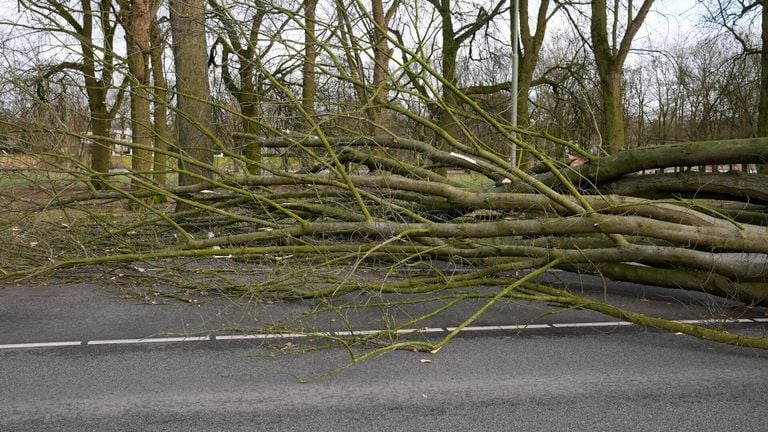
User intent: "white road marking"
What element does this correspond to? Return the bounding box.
[497,324,551,330]
[551,321,631,328]
[214,333,305,341]
[87,336,211,345]
[676,319,715,324]
[0,341,82,349]
[0,318,764,350]
[214,334,262,340]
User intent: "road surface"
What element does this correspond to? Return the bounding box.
[2,274,767,431]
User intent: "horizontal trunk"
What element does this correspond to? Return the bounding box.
[601,172,768,204]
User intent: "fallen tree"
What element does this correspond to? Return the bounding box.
[2,127,767,353]
[2,0,767,362]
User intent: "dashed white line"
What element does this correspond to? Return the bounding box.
[214,333,305,341]
[551,321,631,328]
[87,336,211,345]
[497,324,551,330]
[0,341,82,349]
[0,318,764,350]
[676,319,755,325]
[214,334,262,341]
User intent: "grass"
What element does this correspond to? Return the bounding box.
[448,172,496,190]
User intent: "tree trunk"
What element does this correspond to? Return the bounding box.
[589,0,654,154]
[514,0,551,167]
[600,70,625,155]
[124,0,153,192]
[517,0,550,128]
[150,14,170,186]
[759,3,768,175]
[370,0,398,134]
[602,172,768,204]
[169,0,215,192]
[526,136,768,191]
[302,0,317,127]
[88,99,112,188]
[240,62,262,173]
[435,1,460,176]
[79,0,119,189]
[759,3,768,137]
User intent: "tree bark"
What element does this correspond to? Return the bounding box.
[122,0,154,191]
[370,0,399,134]
[590,0,654,154]
[150,13,170,186]
[169,0,215,191]
[759,3,768,137]
[536,137,768,186]
[517,0,551,128]
[302,0,317,127]
[602,172,768,204]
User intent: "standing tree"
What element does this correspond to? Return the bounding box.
[369,0,400,134]
[119,0,154,190]
[169,0,216,190]
[399,0,506,175]
[761,2,767,137]
[18,0,128,188]
[208,0,268,173]
[303,0,318,128]
[702,0,767,136]
[515,0,558,129]
[589,0,654,154]
[699,0,767,172]
[150,8,171,186]
[333,0,400,134]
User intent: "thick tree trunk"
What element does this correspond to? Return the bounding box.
[239,62,261,173]
[599,71,625,155]
[590,0,654,154]
[760,3,768,137]
[370,0,397,134]
[87,98,112,186]
[545,137,768,185]
[241,99,261,173]
[602,172,768,204]
[759,4,768,174]
[435,2,460,176]
[169,0,215,191]
[302,0,317,126]
[79,0,118,189]
[124,0,153,190]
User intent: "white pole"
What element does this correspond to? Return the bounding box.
[510,0,519,168]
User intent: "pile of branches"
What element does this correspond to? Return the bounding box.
[2,130,768,353]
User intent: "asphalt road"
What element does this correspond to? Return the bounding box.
[2,331,768,431]
[2,274,768,431]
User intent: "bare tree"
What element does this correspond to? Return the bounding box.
[208,0,269,173]
[589,0,654,154]
[17,0,128,187]
[515,0,559,128]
